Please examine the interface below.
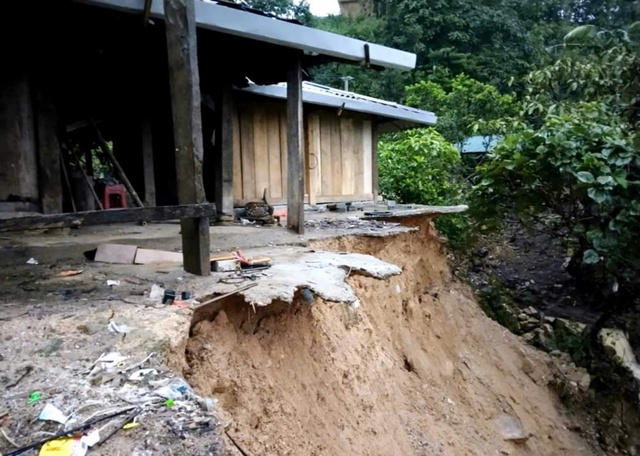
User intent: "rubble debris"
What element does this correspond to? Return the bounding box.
[305,217,401,233]
[38,404,69,424]
[56,270,84,278]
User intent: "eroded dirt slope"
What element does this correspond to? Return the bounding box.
[183,217,598,456]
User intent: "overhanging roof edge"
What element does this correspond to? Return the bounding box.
[74,0,417,70]
[241,83,437,127]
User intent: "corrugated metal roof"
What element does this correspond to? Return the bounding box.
[75,0,416,70]
[241,81,437,127]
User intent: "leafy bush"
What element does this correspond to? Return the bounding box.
[378,128,471,247]
[473,29,640,304]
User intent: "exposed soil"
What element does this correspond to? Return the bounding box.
[182,217,599,456]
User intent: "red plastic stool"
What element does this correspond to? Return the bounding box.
[103,184,128,209]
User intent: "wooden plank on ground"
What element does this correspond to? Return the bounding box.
[239,108,256,201]
[267,108,283,199]
[340,117,356,196]
[362,119,373,194]
[95,244,138,264]
[330,116,342,196]
[252,106,270,198]
[135,248,183,264]
[286,56,305,234]
[164,0,210,275]
[0,203,217,232]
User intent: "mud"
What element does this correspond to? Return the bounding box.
[181,217,600,456]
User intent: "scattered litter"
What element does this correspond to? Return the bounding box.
[163,290,176,304]
[149,284,165,300]
[164,399,175,408]
[28,391,43,404]
[350,299,360,310]
[172,300,189,309]
[83,429,100,447]
[155,381,190,400]
[26,257,39,265]
[38,437,88,456]
[123,422,140,430]
[39,404,69,424]
[128,369,158,382]
[239,218,254,226]
[6,365,33,389]
[56,270,84,278]
[106,280,121,287]
[87,352,129,380]
[107,321,130,334]
[181,291,192,300]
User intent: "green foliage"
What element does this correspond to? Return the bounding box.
[227,0,311,22]
[473,30,640,301]
[476,279,522,333]
[378,128,471,247]
[405,74,516,144]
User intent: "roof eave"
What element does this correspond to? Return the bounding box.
[74,0,417,71]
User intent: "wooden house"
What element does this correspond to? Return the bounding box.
[0,0,422,274]
[233,82,436,206]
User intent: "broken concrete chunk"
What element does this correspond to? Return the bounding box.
[95,244,137,264]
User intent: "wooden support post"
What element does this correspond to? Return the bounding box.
[286,55,305,234]
[372,123,379,202]
[35,90,63,214]
[164,0,211,276]
[217,86,235,218]
[141,118,156,206]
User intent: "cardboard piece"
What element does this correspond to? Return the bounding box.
[134,248,183,265]
[94,244,137,264]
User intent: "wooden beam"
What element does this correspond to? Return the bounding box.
[35,89,63,214]
[286,55,305,234]
[141,117,156,206]
[0,203,217,232]
[216,86,235,218]
[164,0,211,276]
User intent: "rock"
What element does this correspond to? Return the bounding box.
[518,313,530,322]
[544,316,556,324]
[523,306,538,316]
[577,372,591,392]
[550,350,563,357]
[523,332,536,343]
[77,323,102,335]
[542,324,554,335]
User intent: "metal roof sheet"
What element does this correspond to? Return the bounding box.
[75,0,417,70]
[241,81,437,127]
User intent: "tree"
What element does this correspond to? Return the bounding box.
[405,74,516,145]
[473,24,640,306]
[378,128,471,247]
[226,0,311,22]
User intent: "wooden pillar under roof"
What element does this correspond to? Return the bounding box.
[163,0,211,276]
[286,55,305,234]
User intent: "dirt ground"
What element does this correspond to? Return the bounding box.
[183,217,600,456]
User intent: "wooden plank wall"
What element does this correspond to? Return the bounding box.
[233,101,374,206]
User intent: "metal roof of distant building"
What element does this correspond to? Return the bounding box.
[455,135,501,154]
[241,81,437,127]
[75,0,416,70]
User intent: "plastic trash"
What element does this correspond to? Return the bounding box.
[39,404,69,424]
[26,258,39,265]
[28,391,42,404]
[39,437,87,456]
[128,369,158,382]
[149,284,165,300]
[154,381,191,400]
[88,352,128,378]
[106,280,121,286]
[107,321,130,334]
